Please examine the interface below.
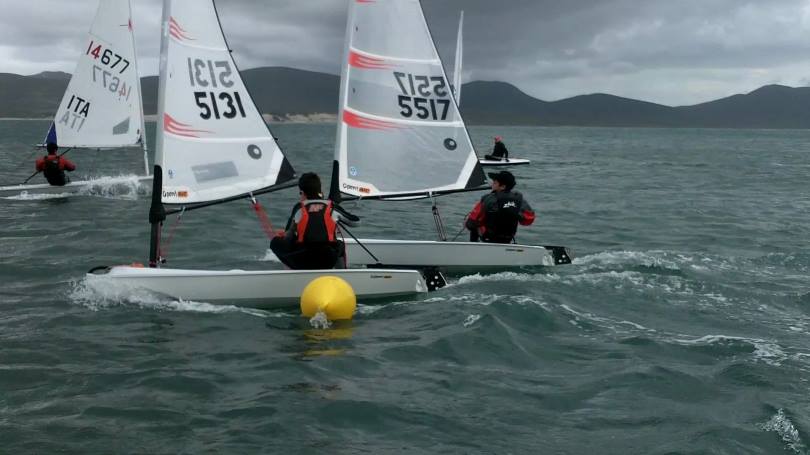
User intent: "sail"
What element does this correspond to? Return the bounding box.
[156,0,294,205]
[48,0,144,149]
[334,0,485,199]
[453,11,464,104]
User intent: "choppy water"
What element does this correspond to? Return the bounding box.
[1,120,809,453]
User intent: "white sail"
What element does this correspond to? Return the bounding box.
[156,0,294,205]
[334,0,485,199]
[453,11,464,104]
[47,0,144,149]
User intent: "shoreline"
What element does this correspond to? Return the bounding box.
[0,113,339,124]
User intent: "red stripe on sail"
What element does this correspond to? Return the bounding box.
[169,17,194,41]
[356,0,376,3]
[163,114,210,138]
[343,111,402,131]
[348,50,394,70]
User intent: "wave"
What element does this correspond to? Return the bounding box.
[68,276,275,318]
[668,334,787,366]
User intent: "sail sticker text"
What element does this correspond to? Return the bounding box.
[92,65,133,101]
[86,41,130,74]
[187,58,246,120]
[58,94,90,131]
[393,72,450,121]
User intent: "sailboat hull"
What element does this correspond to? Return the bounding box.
[87,265,428,308]
[343,239,572,273]
[478,158,531,167]
[0,175,153,198]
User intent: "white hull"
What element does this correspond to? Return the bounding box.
[87,265,428,309]
[344,239,572,273]
[478,158,531,167]
[0,175,152,198]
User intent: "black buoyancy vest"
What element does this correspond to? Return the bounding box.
[296,201,337,244]
[43,157,67,186]
[484,192,521,243]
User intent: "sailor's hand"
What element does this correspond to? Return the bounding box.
[275,229,286,238]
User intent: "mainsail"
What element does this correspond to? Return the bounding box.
[47,0,144,149]
[156,0,294,205]
[333,0,485,199]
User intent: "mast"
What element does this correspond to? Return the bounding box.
[453,11,464,105]
[148,0,171,267]
[329,0,356,203]
[129,0,150,176]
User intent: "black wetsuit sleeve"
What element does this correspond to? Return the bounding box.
[284,204,300,231]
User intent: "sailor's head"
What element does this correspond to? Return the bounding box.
[298,172,323,199]
[46,142,58,155]
[488,170,515,192]
[494,136,503,143]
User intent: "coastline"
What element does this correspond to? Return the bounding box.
[0,113,338,124]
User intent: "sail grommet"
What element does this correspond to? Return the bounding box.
[247,144,262,160]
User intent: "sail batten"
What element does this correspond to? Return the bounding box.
[156,0,294,205]
[334,0,484,199]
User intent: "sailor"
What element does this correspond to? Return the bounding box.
[35,142,76,186]
[465,170,535,244]
[484,136,509,161]
[270,172,358,270]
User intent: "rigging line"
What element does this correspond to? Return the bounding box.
[158,206,185,262]
[249,193,277,240]
[19,148,73,185]
[450,215,468,242]
[430,192,448,241]
[337,220,380,264]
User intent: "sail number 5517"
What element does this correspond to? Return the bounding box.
[393,72,450,121]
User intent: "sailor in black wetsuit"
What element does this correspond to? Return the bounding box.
[269,173,358,270]
[465,171,535,243]
[484,136,509,162]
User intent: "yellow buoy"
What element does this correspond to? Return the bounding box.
[300,276,357,321]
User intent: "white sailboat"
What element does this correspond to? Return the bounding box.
[330,0,570,273]
[449,10,530,168]
[0,0,152,198]
[87,0,429,308]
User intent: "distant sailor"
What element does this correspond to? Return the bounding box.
[270,172,358,270]
[465,170,535,243]
[35,142,76,186]
[485,136,509,161]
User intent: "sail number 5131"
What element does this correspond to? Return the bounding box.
[393,72,450,120]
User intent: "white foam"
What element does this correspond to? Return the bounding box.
[463,314,481,327]
[574,250,682,271]
[68,276,275,318]
[760,409,806,453]
[309,311,331,329]
[259,249,282,263]
[78,174,148,200]
[669,334,787,366]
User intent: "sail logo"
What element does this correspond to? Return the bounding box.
[502,201,517,209]
[162,189,189,199]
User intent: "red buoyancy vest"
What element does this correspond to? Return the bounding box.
[296,200,337,244]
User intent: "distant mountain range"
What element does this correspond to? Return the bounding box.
[2,67,809,128]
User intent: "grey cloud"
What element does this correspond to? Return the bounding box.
[1,0,809,105]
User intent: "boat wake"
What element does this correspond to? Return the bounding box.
[76,174,150,200]
[68,276,274,318]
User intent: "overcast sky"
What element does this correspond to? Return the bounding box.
[2,0,810,106]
